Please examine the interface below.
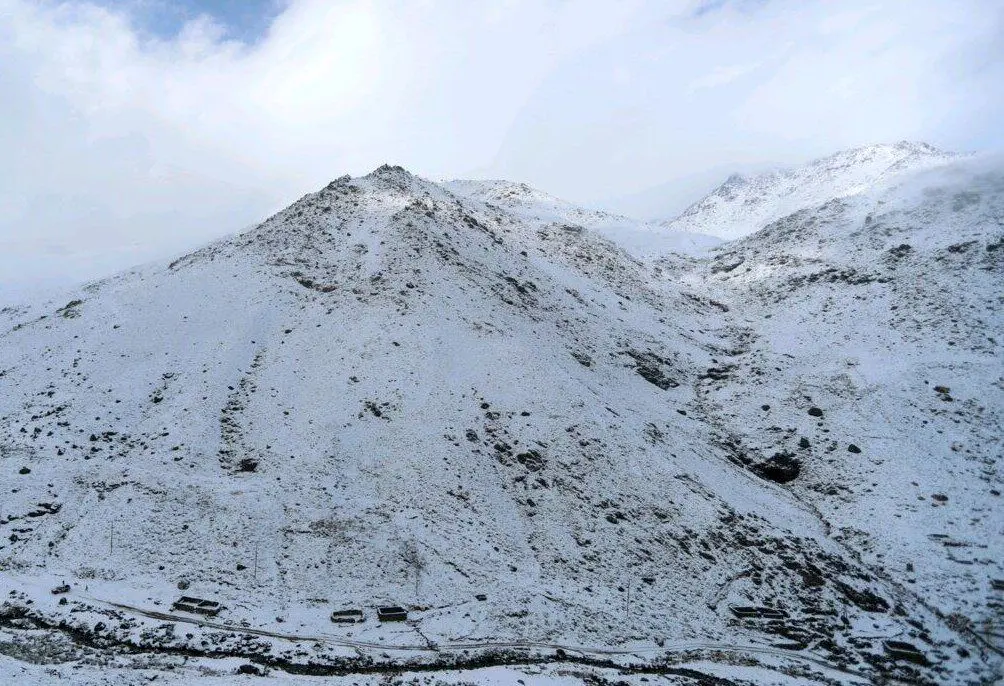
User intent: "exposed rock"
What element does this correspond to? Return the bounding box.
[515,450,545,472]
[752,452,801,484]
[624,349,679,389]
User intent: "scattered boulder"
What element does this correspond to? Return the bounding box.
[752,452,801,484]
[888,243,913,259]
[933,385,953,401]
[699,365,734,382]
[515,450,546,472]
[798,437,811,449]
[847,444,861,454]
[807,407,824,418]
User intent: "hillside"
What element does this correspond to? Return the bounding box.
[445,179,722,259]
[673,155,1004,668]
[664,142,961,241]
[0,159,1000,685]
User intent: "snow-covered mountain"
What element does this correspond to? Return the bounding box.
[445,178,722,259]
[664,142,962,241]
[678,154,1004,672]
[0,156,1000,685]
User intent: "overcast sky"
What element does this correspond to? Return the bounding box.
[2,0,1002,304]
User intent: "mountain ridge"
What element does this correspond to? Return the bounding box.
[443,177,722,260]
[0,152,1000,685]
[663,141,964,241]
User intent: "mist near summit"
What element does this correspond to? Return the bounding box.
[1,0,1002,302]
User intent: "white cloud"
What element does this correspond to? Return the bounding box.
[688,61,764,92]
[1,0,1001,302]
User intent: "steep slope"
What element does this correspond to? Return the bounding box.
[665,142,961,241]
[0,164,998,685]
[445,179,721,259]
[670,154,1004,668]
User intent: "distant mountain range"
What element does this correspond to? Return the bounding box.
[664,141,961,241]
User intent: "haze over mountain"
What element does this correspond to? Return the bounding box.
[6,0,1004,308]
[664,142,962,241]
[0,144,1001,685]
[443,179,722,260]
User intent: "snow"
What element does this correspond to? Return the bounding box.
[0,153,1000,684]
[689,156,1004,650]
[664,141,962,241]
[444,178,722,260]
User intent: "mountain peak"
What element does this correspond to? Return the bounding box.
[323,174,353,190]
[323,165,422,193]
[368,163,416,179]
[666,141,959,241]
[892,139,945,155]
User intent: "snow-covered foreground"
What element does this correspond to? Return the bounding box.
[0,651,866,686]
[0,148,1001,685]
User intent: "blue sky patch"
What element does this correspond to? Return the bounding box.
[96,0,285,42]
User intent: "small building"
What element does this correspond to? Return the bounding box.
[330,609,365,624]
[377,606,408,622]
[728,605,788,620]
[883,640,927,665]
[172,596,222,617]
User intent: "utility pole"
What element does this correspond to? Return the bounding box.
[109,523,114,555]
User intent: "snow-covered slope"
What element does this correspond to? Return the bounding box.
[0,159,1000,685]
[677,156,1004,660]
[445,179,722,259]
[665,142,961,241]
